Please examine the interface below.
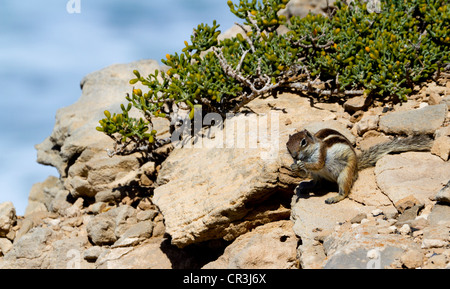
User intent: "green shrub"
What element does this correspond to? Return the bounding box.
[97,0,449,157]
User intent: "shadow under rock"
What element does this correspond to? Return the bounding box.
[159,235,230,269]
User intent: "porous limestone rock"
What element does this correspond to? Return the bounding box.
[203,220,298,269]
[379,104,446,135]
[35,60,169,200]
[0,202,16,239]
[374,152,450,209]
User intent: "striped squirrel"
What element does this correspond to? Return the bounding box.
[287,128,433,204]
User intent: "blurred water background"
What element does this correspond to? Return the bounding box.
[0,0,237,215]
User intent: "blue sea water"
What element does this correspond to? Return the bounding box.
[0,0,237,215]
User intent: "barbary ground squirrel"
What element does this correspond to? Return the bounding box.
[287,128,433,204]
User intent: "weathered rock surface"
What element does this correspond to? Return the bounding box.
[379,104,446,135]
[437,180,450,204]
[432,126,450,161]
[290,193,376,268]
[35,59,169,201]
[323,220,421,269]
[2,55,449,269]
[375,152,450,209]
[0,202,16,239]
[203,221,298,269]
[153,93,335,248]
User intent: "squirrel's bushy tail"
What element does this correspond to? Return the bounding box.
[357,135,433,170]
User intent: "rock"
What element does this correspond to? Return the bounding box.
[431,122,450,161]
[343,95,371,113]
[349,168,393,207]
[441,96,450,109]
[375,152,450,210]
[49,190,72,214]
[4,55,445,269]
[86,215,116,246]
[95,189,122,204]
[65,149,142,199]
[421,237,448,249]
[35,60,167,176]
[25,176,63,216]
[379,104,447,135]
[324,233,418,269]
[136,209,158,222]
[86,205,138,246]
[0,202,16,239]
[290,193,375,268]
[400,249,424,269]
[350,213,367,224]
[112,221,153,248]
[1,227,54,269]
[83,246,104,262]
[64,197,84,218]
[428,203,450,226]
[358,134,391,151]
[203,221,298,269]
[423,82,448,97]
[424,253,447,269]
[322,217,422,269]
[0,238,13,256]
[394,195,423,214]
[399,224,411,235]
[436,180,450,204]
[431,135,450,161]
[88,202,107,215]
[428,93,443,106]
[35,59,170,202]
[397,205,423,225]
[96,238,173,269]
[112,205,137,237]
[371,209,384,217]
[153,93,334,248]
[355,115,379,136]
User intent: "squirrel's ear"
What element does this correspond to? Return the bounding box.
[304,129,312,138]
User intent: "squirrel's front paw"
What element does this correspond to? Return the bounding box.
[290,161,307,178]
[291,161,305,171]
[290,163,300,171]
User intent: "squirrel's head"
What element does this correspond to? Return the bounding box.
[286,129,314,159]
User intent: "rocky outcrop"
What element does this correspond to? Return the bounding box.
[153,93,336,248]
[1,57,449,268]
[34,59,169,201]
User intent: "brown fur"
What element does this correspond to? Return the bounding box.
[287,128,433,204]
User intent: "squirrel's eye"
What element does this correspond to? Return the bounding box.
[300,139,307,147]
